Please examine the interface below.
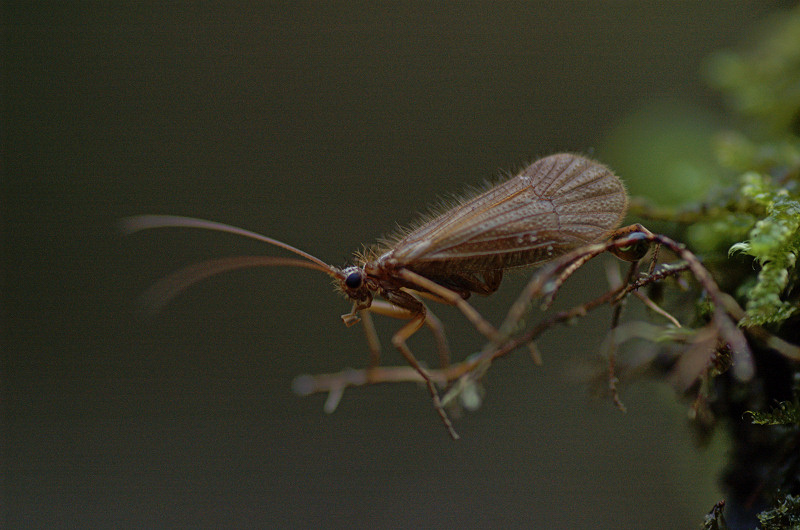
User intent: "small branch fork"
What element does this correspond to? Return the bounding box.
[294,231,796,435]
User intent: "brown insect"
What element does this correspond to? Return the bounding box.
[123,153,663,439]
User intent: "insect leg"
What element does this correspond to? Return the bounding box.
[648,233,753,381]
[390,313,460,440]
[367,300,450,368]
[358,310,382,369]
[605,261,640,412]
[541,246,611,310]
[496,241,612,339]
[395,269,503,344]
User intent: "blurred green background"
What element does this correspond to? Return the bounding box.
[4,2,791,527]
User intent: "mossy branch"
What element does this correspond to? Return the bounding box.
[745,400,800,426]
[756,494,800,530]
[729,172,800,325]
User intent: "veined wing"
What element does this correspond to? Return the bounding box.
[386,153,627,272]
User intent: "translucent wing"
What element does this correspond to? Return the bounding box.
[385,153,628,273]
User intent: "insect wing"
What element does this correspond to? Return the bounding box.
[387,154,628,272]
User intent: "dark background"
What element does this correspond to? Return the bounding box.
[4,2,789,528]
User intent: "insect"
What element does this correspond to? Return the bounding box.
[124,153,659,439]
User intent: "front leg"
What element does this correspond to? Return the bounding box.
[341,295,373,327]
[366,300,451,369]
[381,288,459,440]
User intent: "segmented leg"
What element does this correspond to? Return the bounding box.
[396,268,503,344]
[366,300,450,368]
[391,314,460,440]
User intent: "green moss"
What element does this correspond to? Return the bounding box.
[756,494,800,530]
[612,10,800,328]
[746,400,800,426]
[601,8,800,526]
[729,172,800,325]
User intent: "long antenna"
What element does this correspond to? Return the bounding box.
[136,255,336,315]
[121,215,339,274]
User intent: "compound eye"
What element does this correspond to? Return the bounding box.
[344,271,363,289]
